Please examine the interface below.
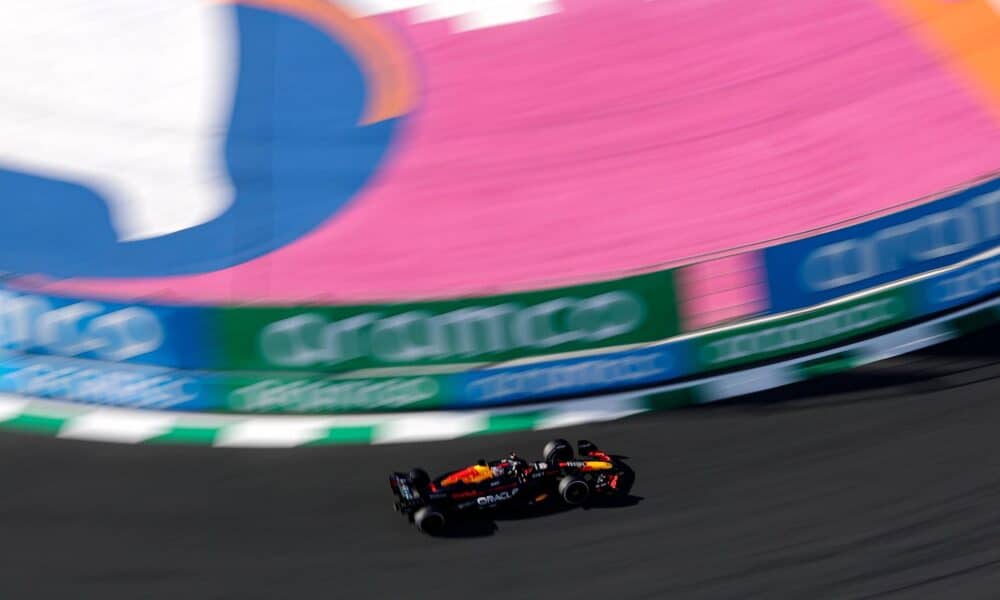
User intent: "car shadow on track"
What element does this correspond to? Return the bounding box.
[431,495,644,539]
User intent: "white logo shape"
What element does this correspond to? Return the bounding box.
[337,0,561,32]
[0,1,239,241]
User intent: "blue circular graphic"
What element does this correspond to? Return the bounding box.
[0,4,404,279]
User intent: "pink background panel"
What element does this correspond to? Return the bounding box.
[43,0,1000,304]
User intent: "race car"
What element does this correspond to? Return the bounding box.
[389,439,635,534]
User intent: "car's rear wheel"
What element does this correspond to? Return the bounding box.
[414,506,447,535]
[543,439,573,463]
[558,476,590,505]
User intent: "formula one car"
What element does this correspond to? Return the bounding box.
[390,439,634,534]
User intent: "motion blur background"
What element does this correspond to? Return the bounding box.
[1,0,999,597]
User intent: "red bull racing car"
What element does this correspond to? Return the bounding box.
[390,439,635,534]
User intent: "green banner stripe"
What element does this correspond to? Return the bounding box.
[218,270,680,373]
[150,427,222,445]
[304,426,377,446]
[693,286,915,372]
[482,411,548,434]
[222,373,451,413]
[5,414,67,434]
[796,351,861,379]
[643,387,700,411]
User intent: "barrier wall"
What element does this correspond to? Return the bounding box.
[762,175,1000,312]
[220,270,680,372]
[0,269,680,372]
[1,173,998,414]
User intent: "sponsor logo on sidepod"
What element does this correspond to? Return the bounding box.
[477,488,519,506]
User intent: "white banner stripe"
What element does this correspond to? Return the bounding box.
[0,394,30,422]
[58,410,176,443]
[373,414,487,444]
[214,418,343,447]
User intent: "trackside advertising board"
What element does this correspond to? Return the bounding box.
[2,249,997,414]
[220,372,451,413]
[694,286,915,372]
[762,175,1000,312]
[217,270,681,372]
[0,354,215,411]
[451,341,694,407]
[0,353,455,413]
[3,220,999,414]
[0,289,214,369]
[917,252,1000,314]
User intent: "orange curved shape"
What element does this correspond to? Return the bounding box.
[440,464,494,486]
[219,0,418,124]
[883,0,1000,123]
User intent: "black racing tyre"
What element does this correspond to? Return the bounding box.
[558,476,590,505]
[409,468,430,489]
[577,439,598,455]
[543,439,573,463]
[414,506,447,535]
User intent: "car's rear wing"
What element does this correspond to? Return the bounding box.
[389,472,423,513]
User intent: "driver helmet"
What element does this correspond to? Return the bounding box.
[491,453,521,477]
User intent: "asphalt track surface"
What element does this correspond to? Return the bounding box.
[3,327,1000,599]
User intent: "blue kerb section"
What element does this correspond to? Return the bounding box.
[0,4,401,279]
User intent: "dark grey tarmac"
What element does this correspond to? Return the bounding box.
[2,326,999,599]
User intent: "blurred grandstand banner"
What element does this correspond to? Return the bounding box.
[222,372,451,412]
[450,342,693,408]
[762,175,1000,312]
[0,289,213,369]
[694,287,914,373]
[218,270,681,372]
[0,247,997,413]
[918,251,1000,314]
